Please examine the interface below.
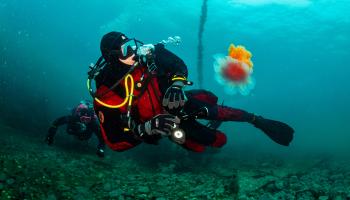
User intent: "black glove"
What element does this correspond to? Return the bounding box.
[96,148,105,158]
[96,143,105,158]
[162,81,186,110]
[134,114,180,136]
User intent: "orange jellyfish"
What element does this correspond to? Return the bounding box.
[213,44,255,95]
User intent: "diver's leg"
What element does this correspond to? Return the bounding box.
[185,89,218,105]
[95,101,142,152]
[184,89,255,122]
[179,119,227,152]
[207,105,255,122]
[184,90,294,146]
[205,104,294,146]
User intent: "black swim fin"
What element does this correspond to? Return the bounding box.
[252,116,294,146]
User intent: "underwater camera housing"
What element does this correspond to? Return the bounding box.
[169,107,209,144]
[170,124,186,144]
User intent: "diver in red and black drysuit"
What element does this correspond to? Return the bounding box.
[45,101,106,157]
[90,32,294,152]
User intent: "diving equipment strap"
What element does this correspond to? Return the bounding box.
[94,62,138,99]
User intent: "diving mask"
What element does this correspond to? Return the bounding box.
[119,39,143,59]
[80,115,92,124]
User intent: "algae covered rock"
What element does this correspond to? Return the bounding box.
[318,196,329,200]
[0,172,7,181]
[109,189,124,198]
[1,124,350,200]
[137,185,150,193]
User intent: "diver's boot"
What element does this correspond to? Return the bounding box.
[211,105,294,146]
[250,115,294,146]
[208,105,294,146]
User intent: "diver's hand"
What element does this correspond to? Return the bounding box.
[96,144,105,158]
[96,148,105,158]
[137,114,180,136]
[45,135,54,145]
[162,81,186,110]
[45,126,57,145]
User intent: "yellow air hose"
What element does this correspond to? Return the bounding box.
[87,74,135,109]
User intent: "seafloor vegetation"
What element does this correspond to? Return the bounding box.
[0,124,349,200]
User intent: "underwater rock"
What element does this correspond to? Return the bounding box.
[273,191,295,200]
[289,175,299,183]
[215,186,225,196]
[46,193,57,200]
[263,181,277,193]
[156,177,170,187]
[5,178,15,185]
[103,182,112,191]
[330,174,344,181]
[296,190,316,200]
[159,162,176,174]
[1,126,350,199]
[57,181,70,191]
[109,189,124,197]
[238,194,250,200]
[260,162,270,168]
[239,173,276,194]
[155,197,167,200]
[75,186,89,195]
[214,167,237,177]
[289,182,304,191]
[274,180,284,190]
[0,172,6,181]
[73,194,87,200]
[258,193,274,200]
[96,172,104,178]
[318,196,329,200]
[137,186,150,193]
[333,196,343,200]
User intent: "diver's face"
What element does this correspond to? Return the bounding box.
[78,109,92,124]
[119,54,136,66]
[118,35,136,66]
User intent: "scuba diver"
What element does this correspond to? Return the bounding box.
[45,100,106,157]
[87,31,294,152]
